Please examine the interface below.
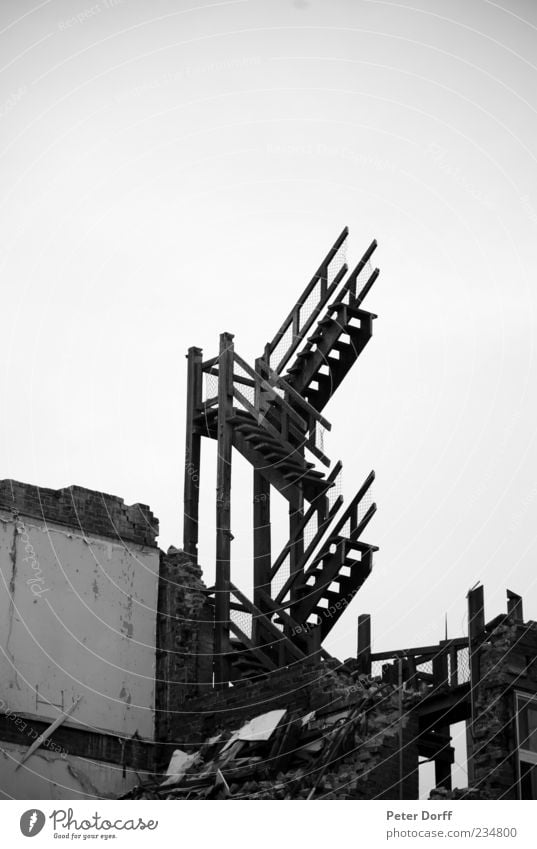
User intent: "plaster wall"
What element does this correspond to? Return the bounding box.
[0,510,159,739]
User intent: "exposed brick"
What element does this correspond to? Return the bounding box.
[0,478,159,547]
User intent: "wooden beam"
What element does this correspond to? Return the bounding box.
[214,332,234,688]
[253,469,271,642]
[357,613,371,674]
[507,589,523,623]
[228,620,278,672]
[0,712,158,771]
[230,583,306,663]
[371,637,468,662]
[434,743,453,791]
[183,346,203,561]
[15,698,81,770]
[432,652,449,689]
[468,585,484,722]
[344,239,378,300]
[264,227,349,373]
[289,488,304,606]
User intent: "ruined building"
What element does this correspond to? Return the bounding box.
[1,229,536,800]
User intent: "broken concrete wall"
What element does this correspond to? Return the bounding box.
[0,479,160,741]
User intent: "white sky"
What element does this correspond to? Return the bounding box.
[1,0,537,760]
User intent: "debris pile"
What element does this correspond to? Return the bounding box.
[121,670,421,800]
[429,786,494,800]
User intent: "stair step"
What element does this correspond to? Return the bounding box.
[250,439,285,450]
[263,450,287,461]
[274,458,315,471]
[304,388,328,405]
[332,341,354,354]
[244,434,283,448]
[304,470,326,480]
[315,591,342,609]
[282,469,324,483]
[346,305,367,320]
[229,412,255,422]
[235,423,265,434]
[296,349,314,359]
[327,300,348,314]
[276,461,311,475]
[241,427,282,441]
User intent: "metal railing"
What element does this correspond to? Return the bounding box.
[263,227,349,374]
[370,637,470,689]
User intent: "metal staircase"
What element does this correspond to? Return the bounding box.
[281,241,379,411]
[182,228,380,685]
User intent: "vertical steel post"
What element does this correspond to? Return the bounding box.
[214,332,234,687]
[253,470,271,643]
[183,346,203,561]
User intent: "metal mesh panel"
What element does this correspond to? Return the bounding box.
[204,371,218,403]
[416,658,433,677]
[230,608,253,640]
[233,362,256,408]
[271,552,290,602]
[298,279,321,329]
[303,511,318,548]
[456,647,470,684]
[359,488,373,523]
[354,258,374,298]
[328,467,343,510]
[339,485,373,539]
[327,236,347,285]
[372,649,470,687]
[271,323,294,373]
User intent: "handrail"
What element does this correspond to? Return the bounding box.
[229,582,306,661]
[234,351,308,434]
[326,470,375,541]
[286,240,378,368]
[343,239,378,302]
[264,227,349,373]
[274,492,376,604]
[252,356,334,466]
[269,461,343,581]
[355,267,380,308]
[302,502,376,582]
[256,358,332,431]
[370,637,468,662]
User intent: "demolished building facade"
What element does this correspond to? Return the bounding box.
[0,229,536,800]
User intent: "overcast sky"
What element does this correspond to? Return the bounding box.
[2,0,537,709]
